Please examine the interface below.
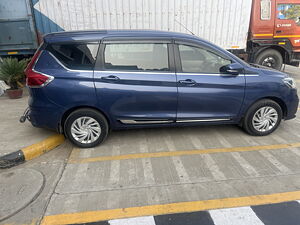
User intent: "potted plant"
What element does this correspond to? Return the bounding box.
[0,57,29,99]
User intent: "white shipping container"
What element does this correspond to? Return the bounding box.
[33,0,253,50]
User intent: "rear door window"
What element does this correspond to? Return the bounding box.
[47,43,99,70]
[103,43,169,71]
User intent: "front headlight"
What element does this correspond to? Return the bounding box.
[283,77,297,89]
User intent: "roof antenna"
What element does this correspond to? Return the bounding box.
[174,19,195,36]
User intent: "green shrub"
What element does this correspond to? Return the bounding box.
[0,57,29,89]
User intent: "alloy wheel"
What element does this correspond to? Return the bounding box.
[252,106,278,132]
[70,116,101,144]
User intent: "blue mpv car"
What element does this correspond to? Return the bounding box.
[23,30,299,148]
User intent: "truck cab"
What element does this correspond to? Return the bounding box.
[248,0,300,69]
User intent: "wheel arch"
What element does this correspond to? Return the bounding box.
[243,96,287,121]
[254,46,289,64]
[59,106,111,133]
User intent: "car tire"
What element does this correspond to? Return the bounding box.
[255,49,283,70]
[64,108,109,148]
[243,99,282,136]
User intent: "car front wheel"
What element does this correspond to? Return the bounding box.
[243,99,282,136]
[64,108,109,148]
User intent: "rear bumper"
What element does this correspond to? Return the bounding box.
[28,106,63,132]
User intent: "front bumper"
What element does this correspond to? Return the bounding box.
[285,89,299,120]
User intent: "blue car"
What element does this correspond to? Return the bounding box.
[22,30,299,148]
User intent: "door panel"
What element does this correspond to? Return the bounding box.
[177,73,245,119]
[175,43,245,120]
[94,42,177,124]
[94,71,177,121]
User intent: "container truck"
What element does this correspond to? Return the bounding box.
[0,0,299,70]
[0,0,38,56]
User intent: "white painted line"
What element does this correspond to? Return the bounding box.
[231,152,259,177]
[290,148,300,157]
[209,206,264,225]
[162,131,191,183]
[172,156,191,183]
[187,134,205,149]
[142,158,155,185]
[109,216,156,225]
[109,160,120,185]
[109,142,121,185]
[259,150,291,174]
[201,154,226,180]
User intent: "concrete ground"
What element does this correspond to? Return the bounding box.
[0,89,55,156]
[1,65,300,225]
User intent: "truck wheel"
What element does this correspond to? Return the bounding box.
[290,61,300,67]
[64,108,109,148]
[242,99,282,136]
[255,49,283,70]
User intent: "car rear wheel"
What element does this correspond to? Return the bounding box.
[255,49,283,70]
[243,99,282,136]
[64,108,109,148]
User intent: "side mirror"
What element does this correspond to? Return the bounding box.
[220,63,244,76]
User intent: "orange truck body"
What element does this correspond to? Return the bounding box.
[247,0,300,67]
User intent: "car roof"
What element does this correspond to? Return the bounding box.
[43,29,203,43]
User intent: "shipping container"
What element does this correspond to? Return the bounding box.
[1,0,299,69]
[0,0,38,55]
[31,0,252,50]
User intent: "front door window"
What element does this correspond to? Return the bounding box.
[278,4,300,26]
[178,45,231,74]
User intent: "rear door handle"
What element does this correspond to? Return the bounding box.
[101,75,120,81]
[178,79,196,86]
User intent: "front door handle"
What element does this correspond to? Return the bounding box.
[178,79,196,86]
[101,75,120,81]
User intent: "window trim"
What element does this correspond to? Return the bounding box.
[95,39,175,73]
[174,42,233,74]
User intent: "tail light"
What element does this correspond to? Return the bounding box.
[25,50,54,88]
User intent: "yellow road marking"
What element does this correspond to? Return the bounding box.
[68,142,300,164]
[7,51,18,55]
[274,35,300,38]
[253,34,273,37]
[22,134,65,160]
[253,34,300,38]
[68,147,80,162]
[41,190,300,225]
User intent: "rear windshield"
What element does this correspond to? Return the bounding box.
[46,43,99,70]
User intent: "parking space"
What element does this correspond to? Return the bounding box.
[1,65,300,225]
[40,115,300,224]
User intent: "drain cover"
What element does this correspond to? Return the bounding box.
[0,168,44,222]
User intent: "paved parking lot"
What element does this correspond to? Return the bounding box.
[1,65,300,225]
[0,90,55,157]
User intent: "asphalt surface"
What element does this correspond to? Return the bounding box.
[1,65,300,225]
